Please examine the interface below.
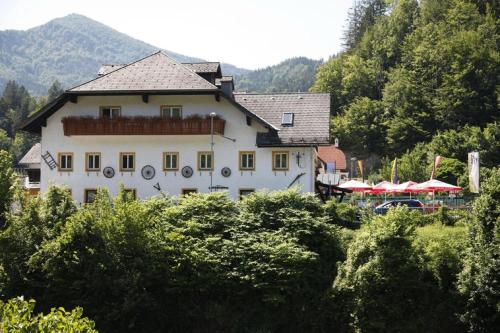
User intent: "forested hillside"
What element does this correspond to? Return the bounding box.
[0,14,250,95]
[312,0,498,178]
[234,57,321,93]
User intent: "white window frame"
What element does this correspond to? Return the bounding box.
[160,105,182,119]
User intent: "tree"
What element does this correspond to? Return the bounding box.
[333,208,437,332]
[0,150,15,226]
[47,80,64,102]
[331,97,386,157]
[379,143,431,182]
[459,168,500,332]
[435,157,466,185]
[428,123,500,168]
[343,0,389,50]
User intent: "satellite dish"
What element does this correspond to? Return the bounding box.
[221,167,231,177]
[181,166,193,178]
[103,167,115,178]
[141,165,155,180]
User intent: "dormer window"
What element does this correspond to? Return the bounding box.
[100,106,121,119]
[161,105,182,119]
[281,112,294,126]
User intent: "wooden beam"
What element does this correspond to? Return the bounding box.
[69,95,78,104]
[246,116,252,126]
[142,94,149,103]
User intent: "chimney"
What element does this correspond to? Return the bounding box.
[219,76,234,99]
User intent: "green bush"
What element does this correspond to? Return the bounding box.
[458,168,500,332]
[323,200,360,228]
[0,297,96,332]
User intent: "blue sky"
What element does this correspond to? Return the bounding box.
[0,0,353,69]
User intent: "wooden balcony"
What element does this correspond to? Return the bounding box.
[61,116,225,136]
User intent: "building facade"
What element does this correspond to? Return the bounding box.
[21,52,331,203]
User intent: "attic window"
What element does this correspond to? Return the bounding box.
[281,112,294,126]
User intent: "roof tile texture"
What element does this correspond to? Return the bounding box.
[234,93,330,144]
[71,52,217,92]
[317,145,347,169]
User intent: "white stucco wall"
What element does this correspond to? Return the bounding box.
[41,95,316,202]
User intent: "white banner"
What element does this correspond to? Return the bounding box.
[468,152,480,193]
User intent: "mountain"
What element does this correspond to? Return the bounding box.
[0,14,319,95]
[234,57,322,93]
[0,14,250,95]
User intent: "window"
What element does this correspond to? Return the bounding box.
[124,189,137,199]
[161,105,182,119]
[84,189,97,204]
[100,106,121,119]
[85,152,101,171]
[272,151,289,170]
[239,151,255,170]
[58,153,73,171]
[163,152,179,171]
[182,188,198,195]
[281,112,294,126]
[120,152,135,171]
[198,151,213,170]
[239,189,255,199]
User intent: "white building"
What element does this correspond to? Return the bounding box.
[21,52,331,203]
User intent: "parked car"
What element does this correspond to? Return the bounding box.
[374,199,424,215]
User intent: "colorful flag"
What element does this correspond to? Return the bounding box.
[391,158,398,184]
[468,152,480,193]
[357,160,364,180]
[430,155,443,179]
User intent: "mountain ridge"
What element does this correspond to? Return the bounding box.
[0,14,319,95]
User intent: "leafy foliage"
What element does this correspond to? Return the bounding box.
[0,297,96,332]
[0,81,41,162]
[313,0,499,158]
[0,150,16,227]
[459,168,500,332]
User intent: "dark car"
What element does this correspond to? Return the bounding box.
[374,199,424,215]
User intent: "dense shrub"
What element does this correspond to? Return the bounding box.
[0,297,96,332]
[333,208,426,331]
[459,168,500,332]
[0,188,345,332]
[323,200,360,228]
[0,165,493,332]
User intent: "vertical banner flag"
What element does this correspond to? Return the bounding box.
[391,158,398,184]
[430,155,443,180]
[468,152,480,193]
[357,160,364,181]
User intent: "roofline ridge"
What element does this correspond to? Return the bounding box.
[181,61,220,64]
[233,92,330,95]
[67,52,164,92]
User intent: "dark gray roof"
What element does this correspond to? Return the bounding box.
[70,52,218,92]
[19,143,41,165]
[97,64,126,76]
[215,76,234,86]
[182,62,220,73]
[234,93,330,146]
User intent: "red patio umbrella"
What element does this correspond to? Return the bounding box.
[370,181,397,194]
[339,180,372,192]
[408,179,462,211]
[408,179,462,193]
[391,181,418,193]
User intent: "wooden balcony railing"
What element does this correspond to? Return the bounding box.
[61,116,225,136]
